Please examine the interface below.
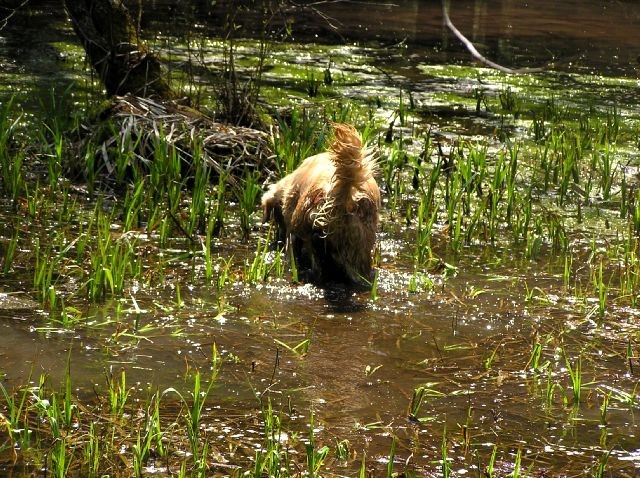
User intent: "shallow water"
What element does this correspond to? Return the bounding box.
[3,0,640,476]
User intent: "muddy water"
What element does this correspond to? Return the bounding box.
[2,0,640,476]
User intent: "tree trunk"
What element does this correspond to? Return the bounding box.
[64,0,173,98]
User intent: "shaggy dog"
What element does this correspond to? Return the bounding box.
[262,123,380,286]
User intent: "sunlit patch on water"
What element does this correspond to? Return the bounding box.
[260,280,325,301]
[0,292,38,310]
[377,234,404,259]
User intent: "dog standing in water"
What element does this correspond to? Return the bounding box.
[262,123,380,286]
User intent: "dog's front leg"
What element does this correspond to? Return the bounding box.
[291,235,312,272]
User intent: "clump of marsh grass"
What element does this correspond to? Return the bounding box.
[270,110,327,177]
[562,349,585,407]
[305,411,329,478]
[440,426,451,478]
[1,225,19,275]
[236,168,262,240]
[0,96,24,202]
[305,70,321,97]
[244,229,284,283]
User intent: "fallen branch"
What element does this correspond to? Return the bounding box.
[442,0,542,74]
[0,0,30,31]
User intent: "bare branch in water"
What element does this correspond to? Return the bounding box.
[288,0,397,38]
[0,0,30,31]
[442,0,543,74]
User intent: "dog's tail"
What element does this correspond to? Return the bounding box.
[329,123,377,195]
[311,123,377,232]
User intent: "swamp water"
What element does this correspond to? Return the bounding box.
[3,0,640,476]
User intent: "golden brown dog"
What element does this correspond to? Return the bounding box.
[262,123,380,285]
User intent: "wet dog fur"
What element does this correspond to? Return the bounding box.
[262,123,380,286]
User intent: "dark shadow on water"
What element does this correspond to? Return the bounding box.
[321,282,369,313]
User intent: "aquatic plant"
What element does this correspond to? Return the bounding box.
[158,344,221,467]
[0,378,31,449]
[382,139,405,213]
[0,96,22,197]
[335,438,349,462]
[305,69,321,97]
[251,398,293,477]
[408,385,427,421]
[122,179,146,231]
[593,450,610,478]
[86,211,140,302]
[600,390,611,426]
[236,168,262,240]
[387,436,396,478]
[45,126,64,190]
[396,90,409,127]
[596,259,607,319]
[484,445,498,478]
[1,225,19,275]
[212,255,233,310]
[526,339,549,374]
[510,448,523,478]
[440,426,451,478]
[187,141,211,236]
[305,411,329,478]
[414,195,437,266]
[359,452,368,478]
[271,110,326,176]
[49,436,73,478]
[33,235,61,305]
[106,368,131,419]
[85,422,101,477]
[274,337,311,357]
[370,269,379,301]
[245,236,273,283]
[484,344,500,370]
[564,353,583,405]
[545,366,561,409]
[499,87,520,116]
[62,355,75,429]
[210,160,231,237]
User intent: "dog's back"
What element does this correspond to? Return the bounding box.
[262,123,380,285]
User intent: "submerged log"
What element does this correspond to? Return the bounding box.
[64,0,173,98]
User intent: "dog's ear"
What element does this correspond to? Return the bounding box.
[261,188,277,223]
[262,197,273,223]
[262,204,270,223]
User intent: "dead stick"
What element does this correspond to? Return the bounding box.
[442,0,543,74]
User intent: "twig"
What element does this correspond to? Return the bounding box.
[0,0,30,31]
[372,64,397,84]
[288,0,343,36]
[442,0,543,74]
